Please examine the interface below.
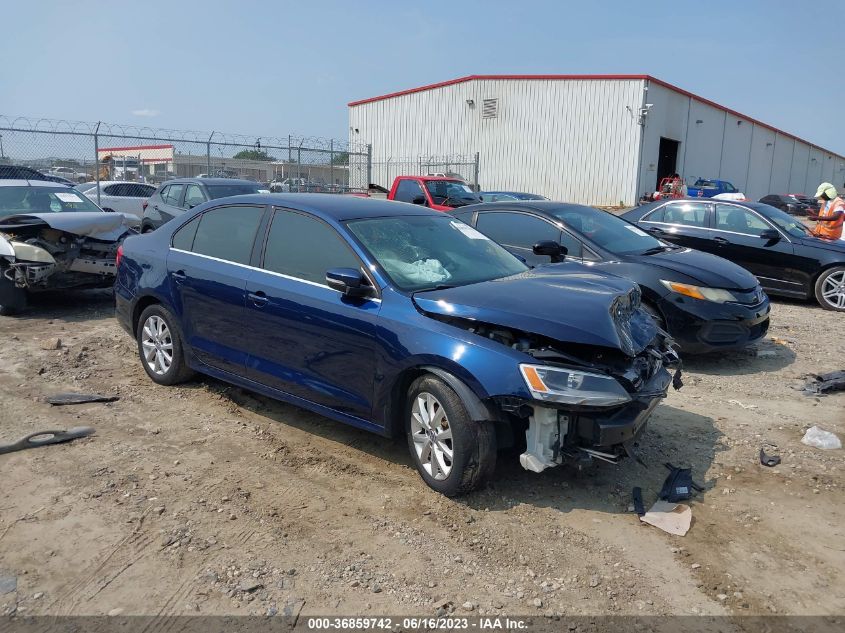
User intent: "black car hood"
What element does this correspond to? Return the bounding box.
[622,247,759,289]
[413,266,656,355]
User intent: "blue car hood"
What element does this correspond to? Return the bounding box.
[624,247,759,289]
[413,266,656,355]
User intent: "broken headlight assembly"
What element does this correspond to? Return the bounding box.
[519,364,632,407]
[660,280,738,304]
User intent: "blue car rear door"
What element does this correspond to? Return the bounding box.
[243,208,381,420]
[167,204,268,376]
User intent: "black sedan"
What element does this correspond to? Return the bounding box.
[622,198,845,312]
[759,194,815,216]
[451,202,771,354]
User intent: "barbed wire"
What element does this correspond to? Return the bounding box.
[0,115,366,154]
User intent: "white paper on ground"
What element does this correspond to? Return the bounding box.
[639,499,692,536]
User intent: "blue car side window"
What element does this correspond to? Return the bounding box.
[190,205,264,265]
[172,216,200,251]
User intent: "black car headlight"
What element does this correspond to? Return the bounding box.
[520,364,632,407]
[660,280,739,304]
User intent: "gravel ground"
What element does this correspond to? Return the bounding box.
[0,290,842,622]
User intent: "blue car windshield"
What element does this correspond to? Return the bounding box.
[550,206,664,254]
[347,215,528,292]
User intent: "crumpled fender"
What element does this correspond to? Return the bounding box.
[8,241,55,264]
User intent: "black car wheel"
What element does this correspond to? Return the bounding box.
[136,304,195,385]
[815,266,845,312]
[406,374,496,497]
[0,277,27,316]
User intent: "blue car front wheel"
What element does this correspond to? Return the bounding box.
[406,374,496,497]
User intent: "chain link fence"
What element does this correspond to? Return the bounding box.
[0,116,373,202]
[368,153,480,191]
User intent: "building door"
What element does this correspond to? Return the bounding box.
[656,137,680,190]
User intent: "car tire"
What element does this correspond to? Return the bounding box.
[405,374,496,497]
[0,278,27,316]
[136,304,195,385]
[814,266,845,312]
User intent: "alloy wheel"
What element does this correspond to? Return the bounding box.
[821,271,845,310]
[410,392,454,480]
[141,315,174,375]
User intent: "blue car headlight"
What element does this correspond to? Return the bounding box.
[519,364,632,407]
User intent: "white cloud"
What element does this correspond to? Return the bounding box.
[131,109,160,117]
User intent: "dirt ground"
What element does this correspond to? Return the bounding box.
[0,290,843,622]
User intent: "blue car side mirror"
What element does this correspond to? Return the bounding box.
[326,268,372,298]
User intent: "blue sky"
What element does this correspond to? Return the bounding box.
[1,0,843,152]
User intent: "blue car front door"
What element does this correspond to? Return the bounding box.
[243,209,381,421]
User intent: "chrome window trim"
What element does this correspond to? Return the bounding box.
[712,202,792,243]
[169,248,382,303]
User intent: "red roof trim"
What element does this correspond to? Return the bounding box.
[348,74,842,157]
[97,144,174,152]
[347,74,649,106]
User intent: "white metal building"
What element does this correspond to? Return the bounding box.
[348,75,845,206]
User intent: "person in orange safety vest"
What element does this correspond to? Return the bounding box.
[809,182,844,240]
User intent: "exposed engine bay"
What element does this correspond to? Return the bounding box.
[0,212,135,294]
[417,284,682,473]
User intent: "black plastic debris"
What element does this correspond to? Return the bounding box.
[46,393,119,406]
[803,370,845,396]
[760,447,781,467]
[658,463,703,503]
[632,487,646,516]
[0,427,95,455]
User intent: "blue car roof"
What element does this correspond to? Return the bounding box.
[201,192,439,221]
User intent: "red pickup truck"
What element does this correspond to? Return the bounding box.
[365,176,482,211]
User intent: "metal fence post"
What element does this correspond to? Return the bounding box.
[366,144,372,187]
[94,121,101,206]
[206,131,214,177]
[473,152,480,191]
[330,139,335,187]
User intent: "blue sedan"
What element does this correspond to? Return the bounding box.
[115,194,681,496]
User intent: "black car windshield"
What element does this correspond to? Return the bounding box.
[0,186,102,219]
[347,214,528,292]
[205,184,262,199]
[550,205,664,254]
[753,203,810,237]
[424,180,481,207]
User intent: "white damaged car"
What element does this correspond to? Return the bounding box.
[0,180,136,315]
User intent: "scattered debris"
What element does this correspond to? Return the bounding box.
[803,370,845,396]
[659,463,703,503]
[0,573,17,595]
[801,426,842,450]
[631,487,645,516]
[760,446,781,467]
[0,426,95,455]
[728,399,758,410]
[639,500,692,536]
[46,393,119,406]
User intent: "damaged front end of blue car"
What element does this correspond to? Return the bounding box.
[415,275,682,472]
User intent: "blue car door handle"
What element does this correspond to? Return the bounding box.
[713,236,729,245]
[172,270,186,283]
[248,290,268,307]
